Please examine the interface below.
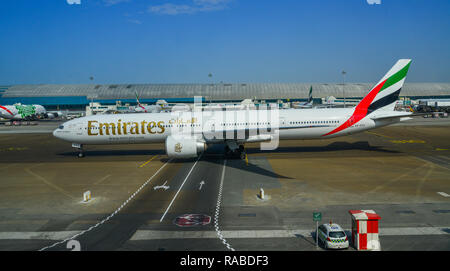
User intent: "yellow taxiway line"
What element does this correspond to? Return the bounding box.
[139,155,158,168]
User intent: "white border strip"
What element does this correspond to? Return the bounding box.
[214,159,235,251]
[3,226,448,241]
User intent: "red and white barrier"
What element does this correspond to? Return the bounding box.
[349,210,381,251]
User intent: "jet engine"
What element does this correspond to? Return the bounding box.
[45,113,56,119]
[165,135,206,158]
[45,112,63,119]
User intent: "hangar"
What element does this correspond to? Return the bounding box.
[0,83,449,110]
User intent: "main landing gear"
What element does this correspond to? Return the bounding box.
[225,143,246,160]
[72,143,85,158]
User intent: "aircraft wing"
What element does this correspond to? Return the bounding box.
[370,112,413,120]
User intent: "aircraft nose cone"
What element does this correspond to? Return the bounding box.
[53,128,60,138]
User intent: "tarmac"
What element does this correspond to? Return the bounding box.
[0,117,449,251]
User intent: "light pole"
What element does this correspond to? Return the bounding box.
[89,76,94,107]
[208,73,213,104]
[341,70,346,108]
[208,73,213,86]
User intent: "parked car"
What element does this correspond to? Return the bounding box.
[318,223,349,249]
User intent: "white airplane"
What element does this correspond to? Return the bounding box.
[134,92,167,113]
[0,104,49,120]
[292,86,314,108]
[54,59,413,158]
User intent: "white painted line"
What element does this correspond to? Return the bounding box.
[437,192,450,198]
[39,159,172,251]
[214,159,235,251]
[160,155,202,222]
[438,155,450,162]
[26,166,75,200]
[94,174,111,185]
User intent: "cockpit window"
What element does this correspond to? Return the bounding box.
[58,125,64,130]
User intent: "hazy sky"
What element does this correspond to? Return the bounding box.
[0,0,449,84]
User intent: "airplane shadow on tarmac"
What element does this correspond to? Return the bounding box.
[164,155,294,180]
[246,141,400,155]
[157,143,292,179]
[57,141,398,180]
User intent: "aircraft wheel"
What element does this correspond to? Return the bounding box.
[232,150,241,159]
[238,145,245,152]
[224,146,232,158]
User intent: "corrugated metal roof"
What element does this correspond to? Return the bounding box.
[2,83,450,101]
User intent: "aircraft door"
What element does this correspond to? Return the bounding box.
[280,117,286,127]
[75,122,83,136]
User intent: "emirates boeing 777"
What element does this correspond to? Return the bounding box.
[54,59,412,158]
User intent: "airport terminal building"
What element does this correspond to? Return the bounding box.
[0,83,449,110]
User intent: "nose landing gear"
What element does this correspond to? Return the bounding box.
[239,144,247,160]
[72,143,84,158]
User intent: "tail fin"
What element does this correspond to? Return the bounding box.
[308,86,313,104]
[323,59,411,137]
[135,92,142,106]
[357,59,411,115]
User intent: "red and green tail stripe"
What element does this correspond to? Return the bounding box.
[323,60,411,137]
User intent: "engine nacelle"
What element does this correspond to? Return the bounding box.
[165,135,206,158]
[45,113,56,119]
